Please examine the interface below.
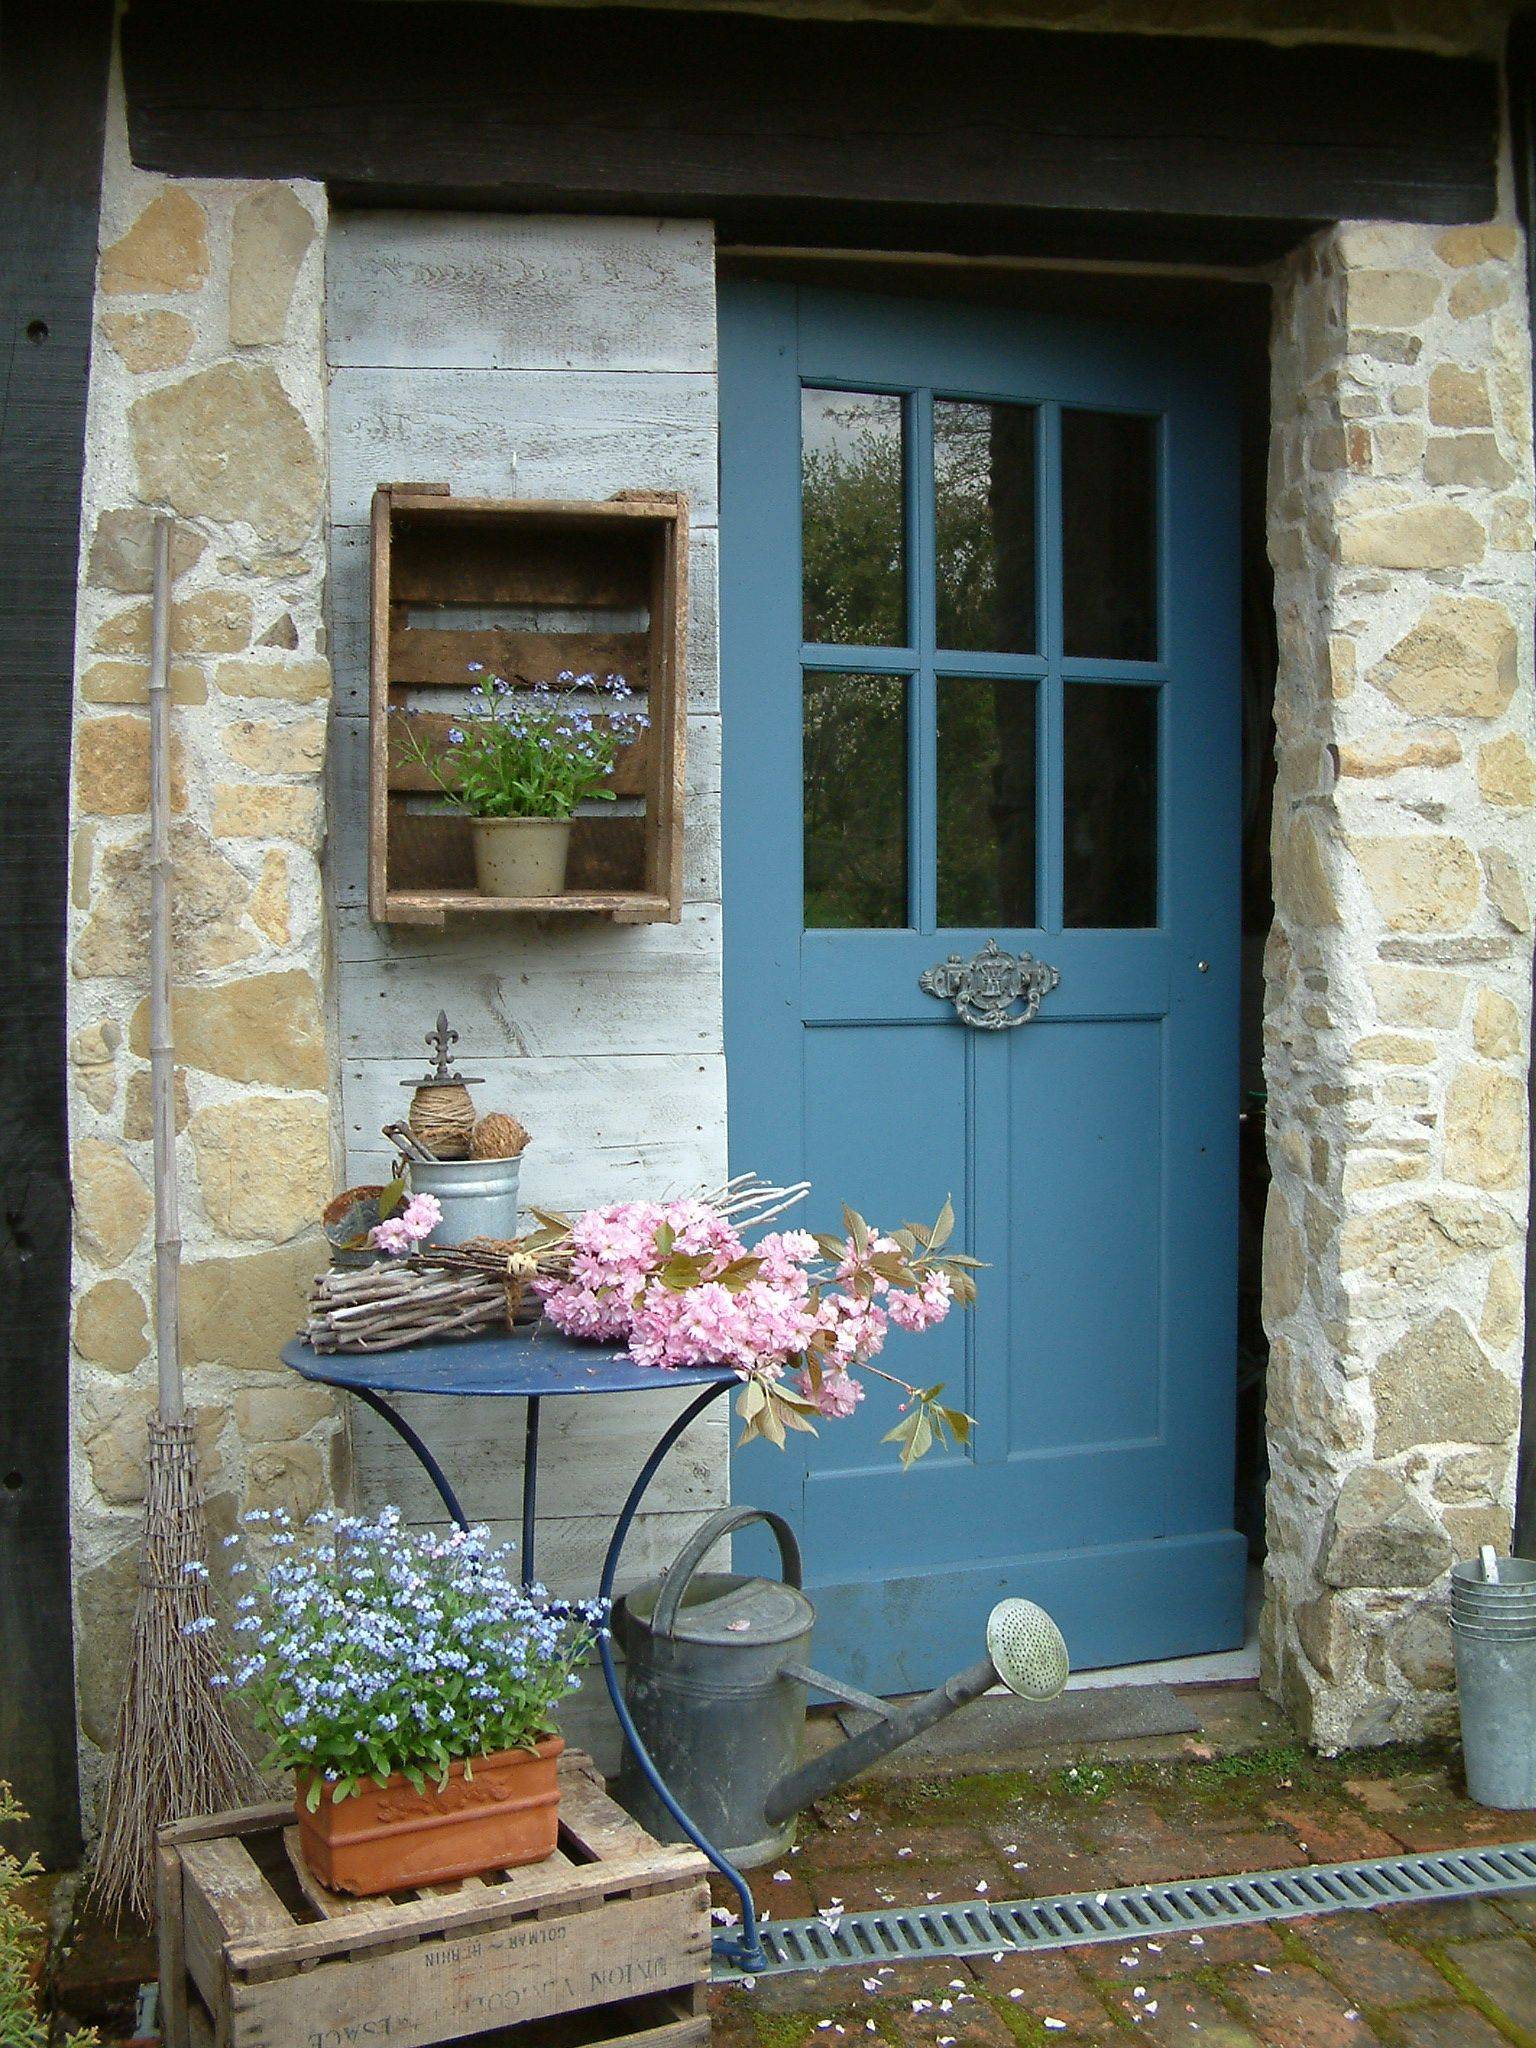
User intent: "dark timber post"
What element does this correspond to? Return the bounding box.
[0,0,113,1863]
[1511,14,1536,1559]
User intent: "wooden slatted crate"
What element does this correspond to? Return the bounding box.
[369,485,689,927]
[157,1752,710,2048]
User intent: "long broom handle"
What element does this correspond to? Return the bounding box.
[148,513,183,1425]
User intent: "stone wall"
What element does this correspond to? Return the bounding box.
[1262,219,1536,1750]
[68,80,338,1815]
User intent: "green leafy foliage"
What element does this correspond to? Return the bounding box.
[394,670,646,821]
[0,1785,96,2048]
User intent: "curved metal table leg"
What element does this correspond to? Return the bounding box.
[598,1382,767,1974]
[350,1385,470,1531]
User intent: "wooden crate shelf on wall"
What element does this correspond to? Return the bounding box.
[369,486,688,926]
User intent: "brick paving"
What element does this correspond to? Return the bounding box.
[709,1687,1536,2048]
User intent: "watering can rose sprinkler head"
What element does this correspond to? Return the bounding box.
[761,1596,1070,1826]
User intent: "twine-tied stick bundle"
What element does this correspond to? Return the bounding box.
[90,517,258,1923]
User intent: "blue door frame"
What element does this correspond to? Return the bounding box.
[720,282,1246,1692]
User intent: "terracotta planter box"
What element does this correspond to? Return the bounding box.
[295,1734,564,1895]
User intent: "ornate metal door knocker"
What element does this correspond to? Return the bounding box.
[919,939,1061,1030]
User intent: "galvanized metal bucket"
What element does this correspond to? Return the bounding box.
[408,1155,522,1246]
[615,1505,814,1869]
[1452,1556,1536,1809]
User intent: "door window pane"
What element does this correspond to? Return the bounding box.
[1063,682,1157,928]
[935,399,1037,653]
[804,671,908,928]
[937,678,1037,928]
[802,389,906,647]
[1062,410,1158,661]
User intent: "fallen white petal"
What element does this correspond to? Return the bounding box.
[1043,2023,1066,2034]
[772,1870,791,1883]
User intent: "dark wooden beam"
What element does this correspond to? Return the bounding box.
[122,2,1498,261]
[0,0,112,1866]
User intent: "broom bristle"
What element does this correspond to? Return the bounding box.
[88,1418,260,1924]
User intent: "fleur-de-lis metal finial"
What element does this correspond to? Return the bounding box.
[402,1009,484,1088]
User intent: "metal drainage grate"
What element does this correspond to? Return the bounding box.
[714,1841,1536,1980]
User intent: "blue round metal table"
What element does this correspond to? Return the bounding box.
[281,1325,765,1967]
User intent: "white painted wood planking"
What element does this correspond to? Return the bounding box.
[351,1386,724,1523]
[334,903,723,1059]
[328,521,720,714]
[326,211,728,1550]
[329,370,719,525]
[342,1053,728,1205]
[328,213,718,374]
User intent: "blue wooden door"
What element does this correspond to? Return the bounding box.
[720,284,1246,1692]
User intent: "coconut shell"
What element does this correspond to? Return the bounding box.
[469,1111,531,1160]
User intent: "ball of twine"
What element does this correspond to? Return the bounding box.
[407,1083,476,1160]
[469,1111,530,1161]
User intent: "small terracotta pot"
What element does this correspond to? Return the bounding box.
[471,816,572,898]
[295,1735,564,1895]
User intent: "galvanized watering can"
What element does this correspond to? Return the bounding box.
[614,1505,1071,1866]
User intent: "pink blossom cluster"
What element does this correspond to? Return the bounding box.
[538,1200,954,1420]
[369,1191,443,1256]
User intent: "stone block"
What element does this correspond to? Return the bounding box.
[100,309,194,373]
[72,1139,152,1268]
[73,714,187,818]
[1482,847,1532,933]
[1367,595,1516,717]
[75,1540,141,1748]
[86,509,206,595]
[1443,1503,1513,1555]
[1482,1256,1524,1350]
[222,718,325,776]
[79,659,206,707]
[93,588,253,657]
[1261,1186,1306,1325]
[212,656,332,703]
[255,611,299,649]
[1351,1033,1435,1065]
[1338,503,1483,570]
[1368,965,1467,1029]
[211,783,323,848]
[1351,834,1479,932]
[188,1096,331,1242]
[1321,1469,1452,1589]
[1450,271,1511,320]
[244,1440,328,1522]
[1372,1310,1517,1457]
[122,1065,190,1143]
[228,185,315,346]
[1339,1195,1515,1286]
[1272,816,1341,927]
[130,362,322,546]
[180,1237,328,1375]
[249,849,290,944]
[99,188,209,296]
[1345,269,1440,330]
[1390,1604,1455,1692]
[1423,433,1514,489]
[1435,225,1520,267]
[233,1381,335,1440]
[1337,729,1460,778]
[1436,1447,1511,1504]
[1476,734,1536,809]
[1427,364,1494,428]
[73,823,257,980]
[129,969,326,1090]
[1445,1060,1526,1189]
[78,1384,225,1506]
[1472,987,1522,1058]
[72,1278,148,1374]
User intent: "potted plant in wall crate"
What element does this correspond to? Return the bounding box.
[211,1507,604,1895]
[395,665,648,899]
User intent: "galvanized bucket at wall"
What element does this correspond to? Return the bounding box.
[1452,1556,1536,1810]
[614,1505,814,1869]
[408,1155,522,1246]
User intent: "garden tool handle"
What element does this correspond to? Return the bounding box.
[652,1504,803,1637]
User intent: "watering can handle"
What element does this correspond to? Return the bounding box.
[651,1504,803,1638]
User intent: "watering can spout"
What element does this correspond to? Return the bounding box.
[762,1598,1071,1826]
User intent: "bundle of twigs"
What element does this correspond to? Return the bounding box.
[91,517,258,1924]
[305,1177,810,1355]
